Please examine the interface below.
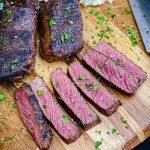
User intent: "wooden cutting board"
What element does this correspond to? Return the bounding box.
[0,3,150,150]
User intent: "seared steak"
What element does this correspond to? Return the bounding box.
[31,76,83,144]
[22,0,38,12]
[83,48,144,94]
[4,0,38,11]
[69,62,121,116]
[0,7,37,81]
[94,42,147,86]
[15,83,53,149]
[51,68,101,130]
[40,0,83,62]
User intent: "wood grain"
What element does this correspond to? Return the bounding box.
[1,1,150,150]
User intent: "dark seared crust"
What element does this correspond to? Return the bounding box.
[68,71,121,116]
[52,85,101,131]
[22,0,38,12]
[15,83,53,149]
[0,7,37,81]
[40,0,83,62]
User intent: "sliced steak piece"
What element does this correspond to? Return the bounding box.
[15,83,53,149]
[94,42,147,86]
[69,62,121,116]
[83,49,139,94]
[51,68,101,130]
[31,76,83,144]
[0,7,37,81]
[40,0,83,62]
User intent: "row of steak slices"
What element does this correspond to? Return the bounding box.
[0,0,83,81]
[15,58,125,148]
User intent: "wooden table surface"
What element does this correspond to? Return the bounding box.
[0,0,150,150]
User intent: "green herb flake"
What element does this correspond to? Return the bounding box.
[0,134,16,145]
[95,141,102,149]
[107,6,116,19]
[37,89,44,96]
[78,75,86,80]
[49,18,56,25]
[61,114,68,123]
[89,9,96,14]
[112,128,117,134]
[11,65,15,70]
[11,59,18,65]
[95,130,101,135]
[124,26,141,46]
[93,85,99,91]
[115,59,121,65]
[123,7,131,14]
[78,120,83,125]
[86,82,92,88]
[2,40,7,47]
[93,40,96,44]
[43,104,47,109]
[61,32,71,43]
[68,20,74,25]
[0,92,5,101]
[120,117,127,124]
[20,127,24,133]
[65,6,71,13]
[6,9,12,15]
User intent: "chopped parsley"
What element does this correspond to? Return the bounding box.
[11,59,18,65]
[61,32,71,43]
[120,117,127,124]
[86,82,92,88]
[115,59,121,65]
[123,7,131,14]
[37,89,44,96]
[89,9,107,24]
[124,26,141,46]
[61,114,68,123]
[65,6,71,13]
[0,92,5,101]
[68,20,74,25]
[107,6,116,19]
[0,134,16,145]
[97,26,113,40]
[95,130,101,135]
[95,141,102,149]
[11,65,15,70]
[43,104,47,109]
[2,40,7,47]
[112,128,119,135]
[6,9,12,15]
[78,120,83,125]
[49,18,56,25]
[93,85,99,91]
[78,75,86,80]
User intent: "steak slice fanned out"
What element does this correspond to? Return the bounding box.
[0,7,37,81]
[15,83,53,149]
[40,0,83,62]
[94,42,147,86]
[83,49,140,94]
[69,62,121,116]
[31,77,83,144]
[51,68,101,130]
